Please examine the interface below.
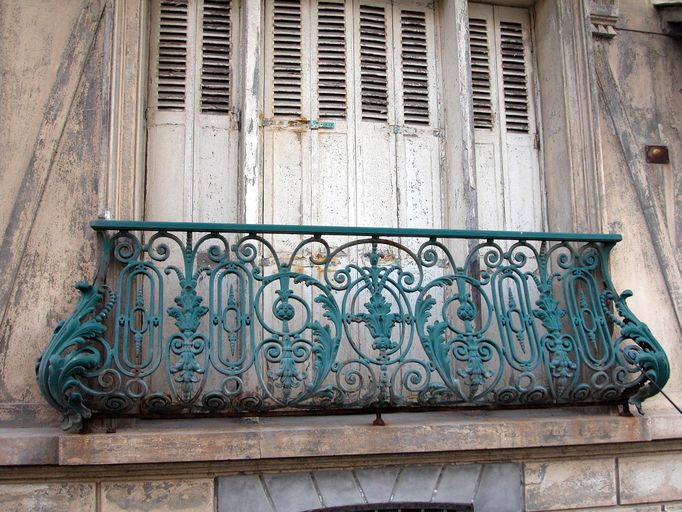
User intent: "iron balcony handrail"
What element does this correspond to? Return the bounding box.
[90,219,623,243]
[37,221,668,432]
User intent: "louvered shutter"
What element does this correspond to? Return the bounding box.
[398,9,429,125]
[156,1,189,111]
[317,1,347,119]
[358,4,390,122]
[263,0,443,232]
[146,0,240,223]
[310,1,356,231]
[391,1,441,233]
[468,3,542,232]
[352,1,397,228]
[271,0,304,117]
[201,0,233,113]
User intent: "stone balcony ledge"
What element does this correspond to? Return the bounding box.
[2,406,682,469]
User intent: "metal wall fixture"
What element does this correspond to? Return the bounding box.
[36,221,670,431]
[645,145,670,164]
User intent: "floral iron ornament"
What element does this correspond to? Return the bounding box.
[36,221,669,431]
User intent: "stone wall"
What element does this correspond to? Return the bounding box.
[2,453,682,511]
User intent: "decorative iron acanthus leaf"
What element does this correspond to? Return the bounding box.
[36,281,115,432]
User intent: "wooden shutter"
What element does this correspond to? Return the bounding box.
[317,1,347,119]
[353,1,396,229]
[399,9,429,125]
[156,0,189,111]
[272,0,303,117]
[263,0,442,233]
[468,16,493,129]
[468,3,542,232]
[310,1,356,231]
[201,0,232,113]
[359,4,389,122]
[146,0,240,222]
[391,1,441,233]
[499,20,529,133]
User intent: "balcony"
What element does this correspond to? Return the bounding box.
[36,221,669,431]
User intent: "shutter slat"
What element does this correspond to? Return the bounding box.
[273,0,302,117]
[468,17,493,129]
[157,0,188,111]
[500,20,529,133]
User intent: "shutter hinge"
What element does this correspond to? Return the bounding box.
[309,120,335,130]
[534,132,541,150]
[234,108,241,131]
[262,117,273,127]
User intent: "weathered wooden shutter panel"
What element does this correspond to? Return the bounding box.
[263,0,442,232]
[468,16,493,129]
[469,4,502,230]
[353,1,396,229]
[272,0,303,117]
[469,3,541,232]
[359,4,389,122]
[157,0,189,110]
[201,0,232,113]
[317,1,347,119]
[391,1,440,231]
[310,0,355,230]
[399,9,429,125]
[499,20,529,133]
[147,0,240,222]
[193,0,240,222]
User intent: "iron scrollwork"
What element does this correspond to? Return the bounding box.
[36,222,670,431]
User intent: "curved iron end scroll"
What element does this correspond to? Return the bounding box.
[606,289,670,413]
[35,221,670,431]
[35,281,115,432]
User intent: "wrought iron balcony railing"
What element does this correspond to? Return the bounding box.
[37,221,670,431]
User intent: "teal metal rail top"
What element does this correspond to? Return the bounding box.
[90,219,623,243]
[38,221,667,432]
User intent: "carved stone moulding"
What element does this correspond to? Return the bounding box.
[590,0,620,38]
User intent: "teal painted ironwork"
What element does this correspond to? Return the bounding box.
[36,221,669,431]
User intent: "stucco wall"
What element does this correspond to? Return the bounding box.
[0,0,107,423]
[595,0,682,402]
[0,0,82,236]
